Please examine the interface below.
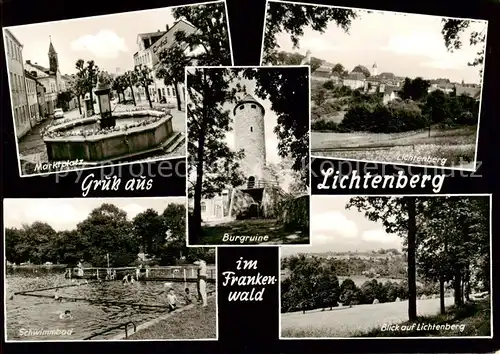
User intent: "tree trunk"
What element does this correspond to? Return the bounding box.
[130,82,136,106]
[192,71,208,244]
[406,197,417,321]
[88,86,94,116]
[77,95,82,115]
[454,267,462,306]
[439,273,445,314]
[145,82,153,108]
[174,82,182,111]
[117,93,122,104]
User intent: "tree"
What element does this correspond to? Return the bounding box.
[134,64,154,108]
[347,197,420,321]
[132,209,165,256]
[262,1,358,64]
[156,42,193,111]
[399,77,430,101]
[332,63,348,78]
[160,203,187,264]
[112,75,128,103]
[68,77,86,115]
[75,59,100,116]
[187,68,246,243]
[76,203,139,267]
[424,90,449,124]
[441,19,487,78]
[124,71,137,106]
[243,67,310,188]
[313,88,327,106]
[172,2,232,66]
[5,228,23,264]
[352,65,370,78]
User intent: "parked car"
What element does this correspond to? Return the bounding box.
[54,108,64,119]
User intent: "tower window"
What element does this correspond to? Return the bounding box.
[251,104,256,109]
[239,104,244,110]
[201,202,206,212]
[247,176,255,189]
[250,126,253,132]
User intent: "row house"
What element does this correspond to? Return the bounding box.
[4,29,31,139]
[134,19,201,107]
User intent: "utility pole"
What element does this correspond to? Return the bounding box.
[428,106,432,138]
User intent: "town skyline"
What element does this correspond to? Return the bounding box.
[3,5,192,75]
[273,8,487,84]
[3,197,185,231]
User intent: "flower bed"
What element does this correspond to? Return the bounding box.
[43,110,175,163]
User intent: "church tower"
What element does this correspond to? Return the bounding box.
[48,36,59,73]
[300,50,311,65]
[372,62,378,76]
[233,94,266,188]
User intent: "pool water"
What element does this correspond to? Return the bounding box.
[5,274,214,341]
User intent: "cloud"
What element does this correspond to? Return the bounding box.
[380,30,470,70]
[311,211,358,242]
[70,30,128,59]
[298,36,339,54]
[4,200,88,231]
[361,229,400,244]
[122,203,147,219]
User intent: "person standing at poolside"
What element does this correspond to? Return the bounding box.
[194,259,208,307]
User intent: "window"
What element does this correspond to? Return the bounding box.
[239,104,244,110]
[250,126,253,132]
[251,104,256,109]
[7,40,10,55]
[167,87,171,96]
[172,88,176,97]
[14,108,18,124]
[201,202,206,212]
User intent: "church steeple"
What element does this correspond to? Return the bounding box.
[372,62,378,76]
[48,35,58,73]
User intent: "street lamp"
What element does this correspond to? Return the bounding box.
[94,81,115,129]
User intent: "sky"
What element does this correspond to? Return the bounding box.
[273,6,488,84]
[3,197,185,231]
[4,5,183,75]
[280,195,403,257]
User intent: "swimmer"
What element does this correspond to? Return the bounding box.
[122,273,134,284]
[166,289,177,312]
[59,310,73,320]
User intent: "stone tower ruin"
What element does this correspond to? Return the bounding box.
[233,94,266,188]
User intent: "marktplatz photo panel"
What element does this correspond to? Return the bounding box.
[186,66,310,246]
[280,194,492,339]
[3,0,233,177]
[261,1,488,172]
[4,197,217,341]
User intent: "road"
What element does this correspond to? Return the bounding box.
[281,297,455,337]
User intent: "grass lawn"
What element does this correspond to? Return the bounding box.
[353,298,491,337]
[311,125,478,167]
[198,219,309,245]
[127,297,217,340]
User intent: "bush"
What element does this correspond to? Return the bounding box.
[323,80,335,90]
[277,195,309,233]
[311,119,341,131]
[340,100,427,133]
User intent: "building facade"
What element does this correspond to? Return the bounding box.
[4,29,31,139]
[233,94,267,187]
[24,71,40,123]
[25,61,58,118]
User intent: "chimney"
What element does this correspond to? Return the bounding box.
[166,24,169,31]
[26,60,31,64]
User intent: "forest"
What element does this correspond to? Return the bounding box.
[5,202,214,267]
